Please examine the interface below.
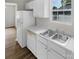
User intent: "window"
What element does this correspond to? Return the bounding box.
[52,0,72,23]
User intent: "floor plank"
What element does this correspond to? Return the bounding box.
[5,28,37,59]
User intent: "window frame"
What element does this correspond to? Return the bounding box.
[49,0,73,25]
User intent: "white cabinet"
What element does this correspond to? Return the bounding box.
[17,29,23,47]
[48,49,65,59]
[16,11,35,48]
[26,31,37,56]
[33,0,50,18]
[16,20,27,48]
[37,41,47,59]
[66,50,74,59]
[37,36,47,59]
[48,40,66,57]
[16,11,35,28]
[26,33,73,59]
[37,36,65,59]
[25,1,35,9]
[25,0,50,18]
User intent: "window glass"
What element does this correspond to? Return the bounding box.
[53,0,62,9]
[52,0,72,23]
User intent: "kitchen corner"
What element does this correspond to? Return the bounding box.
[26,25,74,59]
[5,0,74,59]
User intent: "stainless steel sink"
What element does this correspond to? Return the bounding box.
[52,33,69,43]
[40,29,56,37]
[40,29,70,43]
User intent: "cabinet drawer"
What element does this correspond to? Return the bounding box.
[48,49,65,59]
[37,41,47,59]
[48,40,66,57]
[66,50,74,59]
[38,36,48,46]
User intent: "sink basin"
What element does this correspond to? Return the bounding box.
[40,29,70,43]
[52,33,69,43]
[40,29,56,37]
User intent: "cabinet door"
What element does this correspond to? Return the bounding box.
[37,41,47,59]
[23,11,35,29]
[17,23,23,47]
[25,1,35,9]
[27,31,36,55]
[48,50,65,59]
[66,50,74,59]
[34,0,44,17]
[33,0,49,18]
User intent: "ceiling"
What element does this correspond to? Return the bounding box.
[5,0,34,10]
[5,0,34,3]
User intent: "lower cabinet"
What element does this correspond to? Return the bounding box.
[26,31,37,56]
[26,33,73,59]
[17,29,23,47]
[48,49,65,59]
[66,50,74,59]
[37,41,47,59]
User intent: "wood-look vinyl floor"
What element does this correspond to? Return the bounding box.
[5,28,37,59]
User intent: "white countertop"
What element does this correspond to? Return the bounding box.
[27,25,47,34]
[27,25,74,53]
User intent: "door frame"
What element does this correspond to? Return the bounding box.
[5,3,17,28]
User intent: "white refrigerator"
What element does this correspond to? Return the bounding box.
[16,11,35,48]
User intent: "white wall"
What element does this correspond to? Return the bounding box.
[36,18,74,34]
[25,0,35,9]
[5,0,74,34]
[5,0,32,10]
